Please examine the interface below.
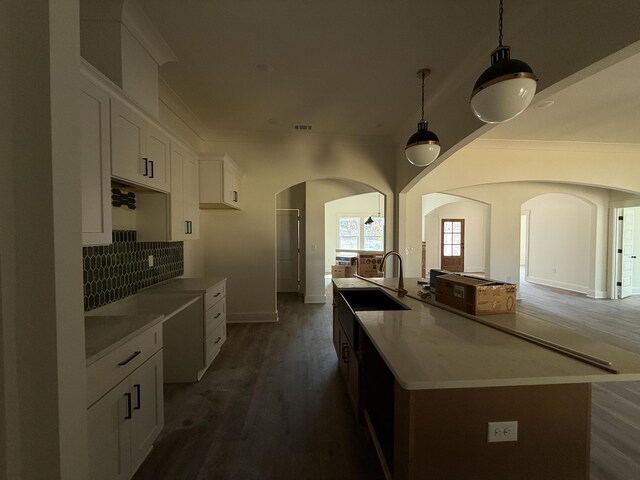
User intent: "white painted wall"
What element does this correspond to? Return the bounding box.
[324,192,382,273]
[402,141,640,298]
[424,199,486,274]
[523,194,593,294]
[200,134,394,321]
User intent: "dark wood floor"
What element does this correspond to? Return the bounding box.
[133,279,640,480]
[132,293,385,480]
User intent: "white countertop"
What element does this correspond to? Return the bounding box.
[334,277,640,390]
[85,277,224,364]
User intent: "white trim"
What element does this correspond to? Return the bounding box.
[304,295,327,304]
[586,290,609,299]
[525,276,589,295]
[227,312,279,323]
[121,0,178,66]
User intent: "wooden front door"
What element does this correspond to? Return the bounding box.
[441,219,464,272]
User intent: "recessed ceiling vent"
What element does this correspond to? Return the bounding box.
[294,124,313,131]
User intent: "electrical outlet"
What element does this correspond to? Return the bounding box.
[148,255,154,267]
[487,421,518,443]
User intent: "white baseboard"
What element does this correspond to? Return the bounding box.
[586,289,609,299]
[227,311,279,323]
[525,276,588,295]
[633,287,640,296]
[304,295,327,304]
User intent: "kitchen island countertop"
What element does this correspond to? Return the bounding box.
[334,276,640,390]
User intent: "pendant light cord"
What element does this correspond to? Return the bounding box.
[421,71,425,121]
[498,0,504,46]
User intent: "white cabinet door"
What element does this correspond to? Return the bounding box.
[111,98,145,186]
[169,143,186,240]
[183,153,199,239]
[145,124,170,192]
[87,378,131,480]
[80,76,112,245]
[200,155,242,209]
[129,351,164,474]
[110,98,170,193]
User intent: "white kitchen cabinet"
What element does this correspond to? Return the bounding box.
[80,74,112,245]
[199,154,242,209]
[163,279,226,382]
[87,324,164,480]
[110,97,170,192]
[169,142,199,240]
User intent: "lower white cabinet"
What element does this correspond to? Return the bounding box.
[163,279,227,382]
[87,325,164,480]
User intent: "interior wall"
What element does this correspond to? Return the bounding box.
[200,134,394,321]
[523,194,594,294]
[424,200,486,274]
[324,192,381,273]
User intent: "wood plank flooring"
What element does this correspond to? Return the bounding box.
[132,294,385,480]
[133,279,640,480]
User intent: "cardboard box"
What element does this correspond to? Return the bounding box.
[435,274,516,315]
[331,265,357,278]
[357,253,383,278]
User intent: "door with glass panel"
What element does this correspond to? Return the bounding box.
[441,219,465,272]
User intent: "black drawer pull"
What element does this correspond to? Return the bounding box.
[213,292,221,298]
[214,313,221,319]
[143,158,149,176]
[124,392,132,419]
[341,343,349,363]
[134,384,141,410]
[214,336,222,344]
[118,350,141,366]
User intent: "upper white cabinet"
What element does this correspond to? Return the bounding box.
[80,74,112,245]
[110,97,170,192]
[170,142,199,240]
[199,154,243,209]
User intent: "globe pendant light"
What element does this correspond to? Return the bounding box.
[405,68,440,167]
[470,0,538,123]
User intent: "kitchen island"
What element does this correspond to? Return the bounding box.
[333,276,640,480]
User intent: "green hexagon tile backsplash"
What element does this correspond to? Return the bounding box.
[82,230,183,311]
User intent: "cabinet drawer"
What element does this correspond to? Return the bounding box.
[204,321,226,366]
[204,281,225,310]
[205,300,225,338]
[87,324,163,408]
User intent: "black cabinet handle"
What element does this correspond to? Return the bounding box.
[341,343,349,363]
[124,392,132,419]
[188,220,192,234]
[214,336,222,344]
[214,313,221,319]
[149,160,154,178]
[213,292,221,298]
[233,190,238,202]
[143,158,149,176]
[185,220,189,234]
[134,384,141,410]
[118,350,141,366]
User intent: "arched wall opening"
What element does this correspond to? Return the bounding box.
[521,193,597,295]
[276,178,386,305]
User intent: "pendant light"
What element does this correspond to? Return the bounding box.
[365,193,382,225]
[405,68,440,167]
[470,0,538,123]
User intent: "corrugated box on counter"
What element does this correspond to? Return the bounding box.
[357,253,383,278]
[331,265,357,278]
[435,273,516,315]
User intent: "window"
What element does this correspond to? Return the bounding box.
[364,217,384,251]
[338,216,384,251]
[338,217,360,249]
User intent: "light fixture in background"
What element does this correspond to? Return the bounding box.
[405,68,440,167]
[365,193,383,225]
[470,0,538,123]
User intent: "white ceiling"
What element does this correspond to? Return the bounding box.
[136,0,640,144]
